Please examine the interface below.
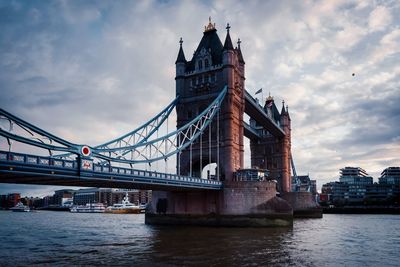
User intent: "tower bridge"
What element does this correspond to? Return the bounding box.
[0,19,321,226]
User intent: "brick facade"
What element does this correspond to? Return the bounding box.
[175,22,245,181]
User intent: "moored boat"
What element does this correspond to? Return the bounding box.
[10,202,30,212]
[105,193,142,214]
[70,203,106,213]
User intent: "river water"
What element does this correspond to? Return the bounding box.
[0,211,399,266]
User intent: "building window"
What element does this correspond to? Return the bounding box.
[198,60,203,70]
[205,59,209,68]
[188,111,193,119]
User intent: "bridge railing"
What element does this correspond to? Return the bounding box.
[0,151,77,169]
[91,163,221,186]
[0,151,222,187]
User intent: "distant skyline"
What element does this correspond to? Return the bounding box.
[0,0,399,196]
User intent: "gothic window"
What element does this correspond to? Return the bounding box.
[198,60,203,70]
[205,59,209,68]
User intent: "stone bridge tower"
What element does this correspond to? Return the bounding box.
[175,18,245,181]
[249,96,292,192]
[146,20,321,227]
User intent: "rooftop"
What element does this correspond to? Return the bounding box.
[340,167,369,177]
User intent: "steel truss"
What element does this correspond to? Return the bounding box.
[94,86,227,165]
[0,86,227,167]
[0,109,81,155]
[54,96,178,160]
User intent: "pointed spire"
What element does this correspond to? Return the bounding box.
[175,37,186,64]
[237,38,245,63]
[223,23,234,50]
[281,100,286,115]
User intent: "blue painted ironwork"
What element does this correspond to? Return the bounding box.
[1,87,225,166]
[0,150,222,190]
[0,86,227,190]
[55,96,179,160]
[93,86,227,164]
[0,108,83,155]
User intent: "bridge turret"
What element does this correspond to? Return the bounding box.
[248,96,292,192]
[175,18,245,181]
[280,101,292,192]
[236,38,245,76]
[279,100,291,128]
[222,23,235,66]
[221,23,245,180]
[175,38,186,97]
[280,100,286,116]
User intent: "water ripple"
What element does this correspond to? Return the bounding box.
[0,211,399,266]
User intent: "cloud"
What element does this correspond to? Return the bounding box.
[275,62,296,78]
[334,24,367,51]
[368,28,400,66]
[368,5,392,32]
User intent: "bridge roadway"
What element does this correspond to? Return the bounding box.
[0,151,222,191]
[244,90,285,138]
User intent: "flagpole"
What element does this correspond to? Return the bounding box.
[255,88,263,105]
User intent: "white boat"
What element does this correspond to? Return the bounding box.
[105,193,142,214]
[10,202,30,212]
[70,203,106,213]
[139,204,147,213]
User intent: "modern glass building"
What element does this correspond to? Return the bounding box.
[339,167,373,185]
[320,166,400,206]
[379,167,400,185]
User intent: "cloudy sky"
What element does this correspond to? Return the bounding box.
[0,0,399,196]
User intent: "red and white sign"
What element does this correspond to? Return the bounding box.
[81,146,91,157]
[82,160,92,170]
